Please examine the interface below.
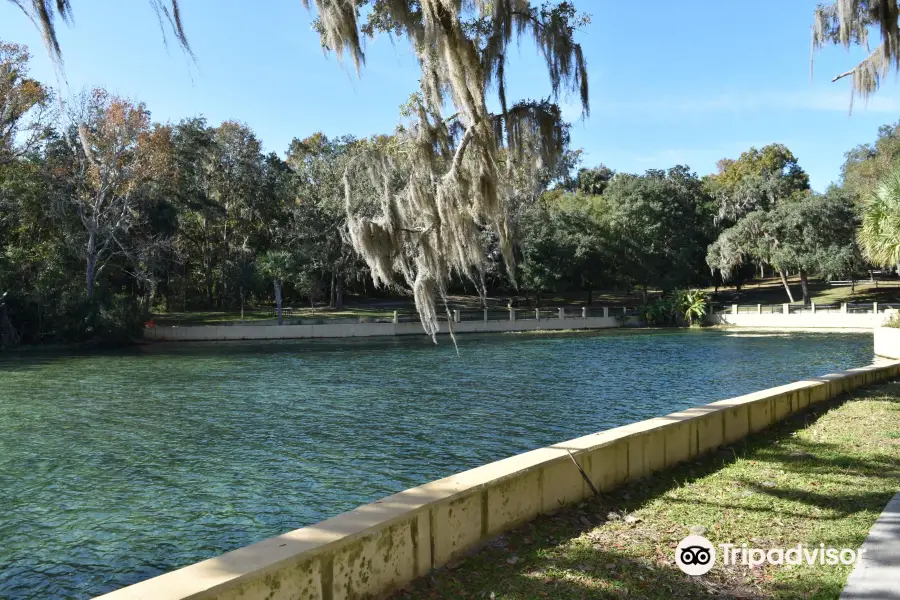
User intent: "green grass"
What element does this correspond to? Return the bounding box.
[152,307,397,326]
[708,277,900,307]
[150,276,900,326]
[393,383,900,600]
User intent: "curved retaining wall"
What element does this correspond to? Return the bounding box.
[95,361,900,600]
[875,326,900,359]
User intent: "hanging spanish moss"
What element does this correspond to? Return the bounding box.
[811,0,900,109]
[310,0,590,340]
[11,0,192,66]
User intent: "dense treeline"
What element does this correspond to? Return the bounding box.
[0,38,890,346]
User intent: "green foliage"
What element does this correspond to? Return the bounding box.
[257,250,296,282]
[601,166,712,293]
[883,312,900,328]
[569,164,614,195]
[841,120,900,202]
[642,289,708,327]
[859,168,900,267]
[705,143,810,226]
[679,289,709,326]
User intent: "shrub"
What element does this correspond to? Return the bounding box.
[642,289,708,327]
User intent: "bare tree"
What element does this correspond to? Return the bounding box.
[64,89,156,299]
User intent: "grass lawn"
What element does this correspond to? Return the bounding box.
[393,382,900,600]
[150,276,900,326]
[152,307,398,326]
[707,277,900,307]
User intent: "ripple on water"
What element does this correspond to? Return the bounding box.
[0,329,874,598]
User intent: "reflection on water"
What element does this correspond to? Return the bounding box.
[0,329,873,598]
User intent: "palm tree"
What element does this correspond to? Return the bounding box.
[678,289,708,327]
[859,170,900,269]
[257,251,295,325]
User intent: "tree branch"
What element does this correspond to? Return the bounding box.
[450,125,476,174]
[832,68,856,82]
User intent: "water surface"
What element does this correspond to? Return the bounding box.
[0,329,873,598]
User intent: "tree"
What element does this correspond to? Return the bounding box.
[208,121,266,305]
[257,250,296,325]
[706,144,811,299]
[841,119,900,202]
[570,164,614,196]
[10,1,592,337]
[708,190,861,304]
[767,192,861,302]
[811,0,900,108]
[286,133,362,310]
[329,3,590,339]
[859,169,900,267]
[516,202,575,304]
[63,89,157,300]
[0,40,51,164]
[706,144,809,225]
[601,167,708,298]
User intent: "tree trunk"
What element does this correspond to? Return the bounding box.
[274,279,283,325]
[779,269,795,303]
[800,270,810,305]
[586,287,593,305]
[329,271,336,308]
[334,273,345,310]
[85,232,97,300]
[205,258,214,308]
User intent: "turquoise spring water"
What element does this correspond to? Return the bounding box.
[0,329,874,598]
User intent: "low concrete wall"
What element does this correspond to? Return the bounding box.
[874,326,900,358]
[708,312,883,329]
[96,360,900,600]
[144,316,637,342]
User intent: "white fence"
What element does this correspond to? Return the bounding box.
[145,307,643,341]
[707,302,895,329]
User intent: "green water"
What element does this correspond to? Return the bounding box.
[0,329,873,598]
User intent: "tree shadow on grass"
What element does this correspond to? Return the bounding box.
[392,386,900,600]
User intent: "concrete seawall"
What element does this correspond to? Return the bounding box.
[95,360,900,600]
[144,315,635,342]
[708,312,883,329]
[875,326,900,359]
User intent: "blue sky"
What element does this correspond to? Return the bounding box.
[2,0,900,191]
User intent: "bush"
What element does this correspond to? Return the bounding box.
[642,289,708,327]
[884,312,900,328]
[40,294,146,346]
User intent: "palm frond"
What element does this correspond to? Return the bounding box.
[859,168,900,266]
